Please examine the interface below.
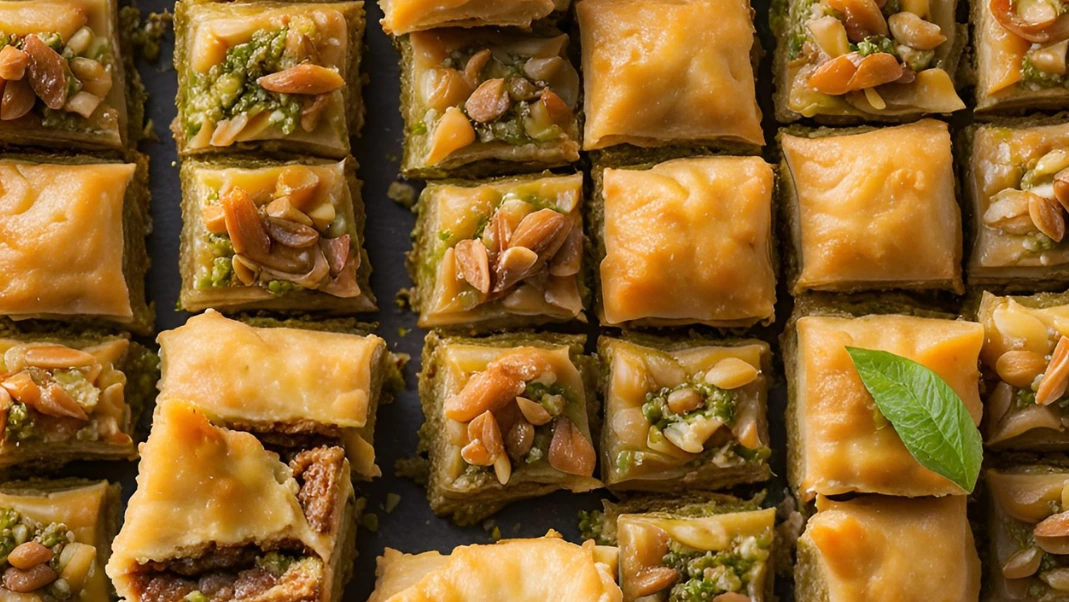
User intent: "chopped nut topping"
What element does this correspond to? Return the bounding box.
[465,78,511,124]
[548,416,596,477]
[454,239,491,295]
[996,350,1047,388]
[23,35,68,111]
[828,0,889,41]
[1037,336,1069,405]
[1030,193,1066,242]
[257,64,345,95]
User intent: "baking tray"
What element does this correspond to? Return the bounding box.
[129,0,793,600]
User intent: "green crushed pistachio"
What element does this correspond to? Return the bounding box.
[256,551,297,576]
[183,592,209,602]
[1022,56,1067,90]
[642,384,737,429]
[854,35,896,57]
[661,531,771,602]
[6,402,35,442]
[266,280,301,296]
[491,525,502,541]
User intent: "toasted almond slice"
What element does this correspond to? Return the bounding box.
[301,93,331,132]
[7,542,52,571]
[808,16,851,57]
[461,438,493,466]
[510,209,570,255]
[426,107,476,166]
[29,383,88,421]
[454,239,491,295]
[807,54,860,95]
[631,566,679,598]
[888,11,946,50]
[465,78,511,124]
[258,64,344,95]
[221,187,271,259]
[985,189,1037,234]
[549,224,582,277]
[463,49,492,86]
[848,52,903,90]
[493,246,539,293]
[70,57,112,98]
[58,543,96,593]
[828,0,889,41]
[201,204,228,234]
[1042,567,1069,592]
[21,345,95,369]
[0,46,28,81]
[467,410,505,458]
[266,217,320,249]
[265,197,315,227]
[996,350,1048,388]
[275,166,321,210]
[517,396,553,426]
[1038,510,1069,538]
[548,416,596,477]
[23,35,68,110]
[486,209,513,254]
[667,388,703,414]
[1002,546,1042,579]
[1,372,40,405]
[63,91,102,119]
[704,358,759,390]
[444,349,554,422]
[1030,193,1066,242]
[1037,336,1069,405]
[493,453,512,485]
[210,114,248,147]
[1,78,35,121]
[232,255,260,286]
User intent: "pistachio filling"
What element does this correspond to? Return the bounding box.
[661,533,771,602]
[989,0,1069,89]
[0,507,97,600]
[0,341,132,447]
[982,148,1069,254]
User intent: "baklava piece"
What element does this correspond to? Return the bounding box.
[417,332,601,525]
[157,310,391,479]
[0,0,133,151]
[0,329,156,471]
[368,534,620,602]
[398,29,580,179]
[0,155,153,335]
[598,336,772,493]
[796,495,980,602]
[974,0,1069,112]
[409,173,585,331]
[577,0,764,151]
[772,0,965,122]
[781,120,964,294]
[380,0,569,35]
[977,291,1069,450]
[174,1,364,158]
[178,158,375,314]
[594,156,776,328]
[966,122,1069,287]
[785,312,984,500]
[107,401,357,602]
[0,479,120,602]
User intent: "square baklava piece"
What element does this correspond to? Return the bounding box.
[0,327,155,471]
[594,156,776,328]
[577,0,764,151]
[772,0,965,122]
[0,0,135,151]
[0,155,153,335]
[781,120,963,294]
[398,29,580,179]
[409,172,585,331]
[174,1,364,158]
[598,336,772,493]
[417,332,601,525]
[107,401,357,602]
[977,291,1069,450]
[157,310,394,480]
[796,495,980,602]
[178,158,375,314]
[785,311,984,500]
[967,121,1069,287]
[380,0,568,35]
[0,479,120,601]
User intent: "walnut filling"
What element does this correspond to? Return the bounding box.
[0,507,98,600]
[982,148,1069,255]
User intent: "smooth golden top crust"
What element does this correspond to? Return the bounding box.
[369,537,622,602]
[158,310,383,430]
[795,315,984,499]
[782,120,962,292]
[578,0,763,150]
[380,0,558,34]
[600,156,776,326]
[804,496,980,602]
[107,402,324,589]
[0,160,134,319]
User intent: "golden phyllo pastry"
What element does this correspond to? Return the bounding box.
[380,0,567,35]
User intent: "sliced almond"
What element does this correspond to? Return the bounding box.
[463,49,492,86]
[210,114,248,147]
[493,246,539,293]
[1002,546,1042,579]
[510,209,570,255]
[426,107,476,165]
[1030,193,1066,242]
[539,88,572,126]
[64,91,101,119]
[265,197,314,227]
[808,54,860,96]
[1037,509,1069,538]
[549,224,582,277]
[0,46,28,81]
[221,187,271,259]
[454,239,491,294]
[276,166,320,210]
[1,78,35,121]
[712,594,751,602]
[23,35,68,110]
[630,566,679,598]
[548,416,596,477]
[232,255,260,286]
[888,12,946,50]
[996,350,1048,388]
[1037,336,1069,405]
[21,345,95,369]
[266,217,320,248]
[486,209,513,254]
[827,0,889,41]
[849,52,903,90]
[29,383,88,421]
[464,78,511,123]
[58,543,96,593]
[1,373,40,405]
[807,16,851,57]
[69,57,112,98]
[201,204,229,234]
[492,453,512,485]
[704,358,759,390]
[467,410,505,458]
[667,388,703,414]
[258,64,344,95]
[517,396,552,426]
[1055,168,1069,213]
[1042,568,1069,592]
[985,189,1037,234]
[444,349,554,422]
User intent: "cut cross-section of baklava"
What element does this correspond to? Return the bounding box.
[0,155,153,335]
[179,158,375,314]
[380,0,569,35]
[107,401,357,602]
[772,0,965,122]
[599,336,772,493]
[977,291,1069,450]
[157,310,392,479]
[796,495,980,602]
[398,29,580,179]
[0,0,132,151]
[417,332,601,526]
[368,533,621,602]
[781,120,963,294]
[967,122,1069,287]
[0,329,156,472]
[577,0,764,151]
[0,479,120,602]
[785,312,984,501]
[409,173,585,331]
[595,156,776,328]
[174,1,364,158]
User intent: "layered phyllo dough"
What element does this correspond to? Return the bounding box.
[0,0,133,151]
[380,0,568,35]
[977,291,1069,450]
[0,328,156,471]
[795,495,980,602]
[157,310,392,479]
[178,158,375,314]
[781,120,963,294]
[974,0,1069,111]
[399,28,580,179]
[107,401,357,602]
[598,336,772,493]
[595,156,776,328]
[174,1,364,158]
[417,332,601,525]
[577,0,764,151]
[0,479,120,602]
[772,0,965,122]
[368,533,621,602]
[0,156,153,335]
[967,121,1069,286]
[785,312,984,500]
[409,173,585,331]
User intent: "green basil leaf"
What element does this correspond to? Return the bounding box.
[845,346,983,493]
